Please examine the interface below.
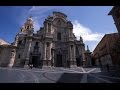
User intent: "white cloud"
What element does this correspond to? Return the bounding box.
[73,20,104,42]
[26,6,69,32]
[28,6,58,16]
[28,6,58,32]
[72,20,104,51]
[29,6,55,11]
[32,16,41,32]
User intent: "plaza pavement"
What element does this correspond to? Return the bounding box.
[0,67,120,83]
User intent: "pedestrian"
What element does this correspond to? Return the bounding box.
[29,64,32,69]
[31,64,33,69]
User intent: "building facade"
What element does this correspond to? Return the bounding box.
[93,33,120,67]
[0,45,16,67]
[93,6,120,68]
[108,6,120,33]
[0,39,10,45]
[0,12,91,68]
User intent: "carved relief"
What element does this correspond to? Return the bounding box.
[53,18,66,27]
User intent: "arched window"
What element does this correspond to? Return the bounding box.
[35,42,39,46]
[48,23,51,32]
[34,42,39,53]
[18,40,22,45]
[27,26,29,29]
[71,45,73,49]
[47,42,50,47]
[57,32,61,40]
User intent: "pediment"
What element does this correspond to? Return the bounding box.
[53,18,67,27]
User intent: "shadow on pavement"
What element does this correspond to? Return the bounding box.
[56,73,83,83]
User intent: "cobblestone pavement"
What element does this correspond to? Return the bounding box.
[0,67,120,83]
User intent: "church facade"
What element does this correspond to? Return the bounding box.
[0,12,91,68]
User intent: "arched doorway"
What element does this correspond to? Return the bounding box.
[76,57,80,66]
[29,53,41,68]
[31,56,39,67]
[56,54,63,67]
[76,56,82,67]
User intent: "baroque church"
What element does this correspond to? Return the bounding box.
[0,12,92,68]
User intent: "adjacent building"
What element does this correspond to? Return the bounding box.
[108,6,120,33]
[0,39,10,45]
[93,33,120,67]
[93,6,120,68]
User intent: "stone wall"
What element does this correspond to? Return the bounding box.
[0,45,16,67]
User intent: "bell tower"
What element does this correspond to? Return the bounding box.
[20,16,34,34]
[84,45,92,67]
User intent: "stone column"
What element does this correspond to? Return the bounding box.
[42,42,52,69]
[70,45,72,61]
[81,45,86,67]
[64,49,68,68]
[24,39,32,66]
[73,45,77,67]
[69,45,73,68]
[43,42,46,66]
[26,39,32,59]
[67,45,71,68]
[70,45,77,68]
[51,48,55,67]
[47,42,51,66]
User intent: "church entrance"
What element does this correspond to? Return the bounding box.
[31,56,39,67]
[76,58,80,66]
[56,54,63,67]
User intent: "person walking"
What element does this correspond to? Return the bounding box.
[29,64,33,69]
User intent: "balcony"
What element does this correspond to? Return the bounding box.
[44,33,53,38]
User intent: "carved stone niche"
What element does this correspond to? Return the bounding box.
[53,18,66,28]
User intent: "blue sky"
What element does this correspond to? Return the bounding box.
[0,6,117,51]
